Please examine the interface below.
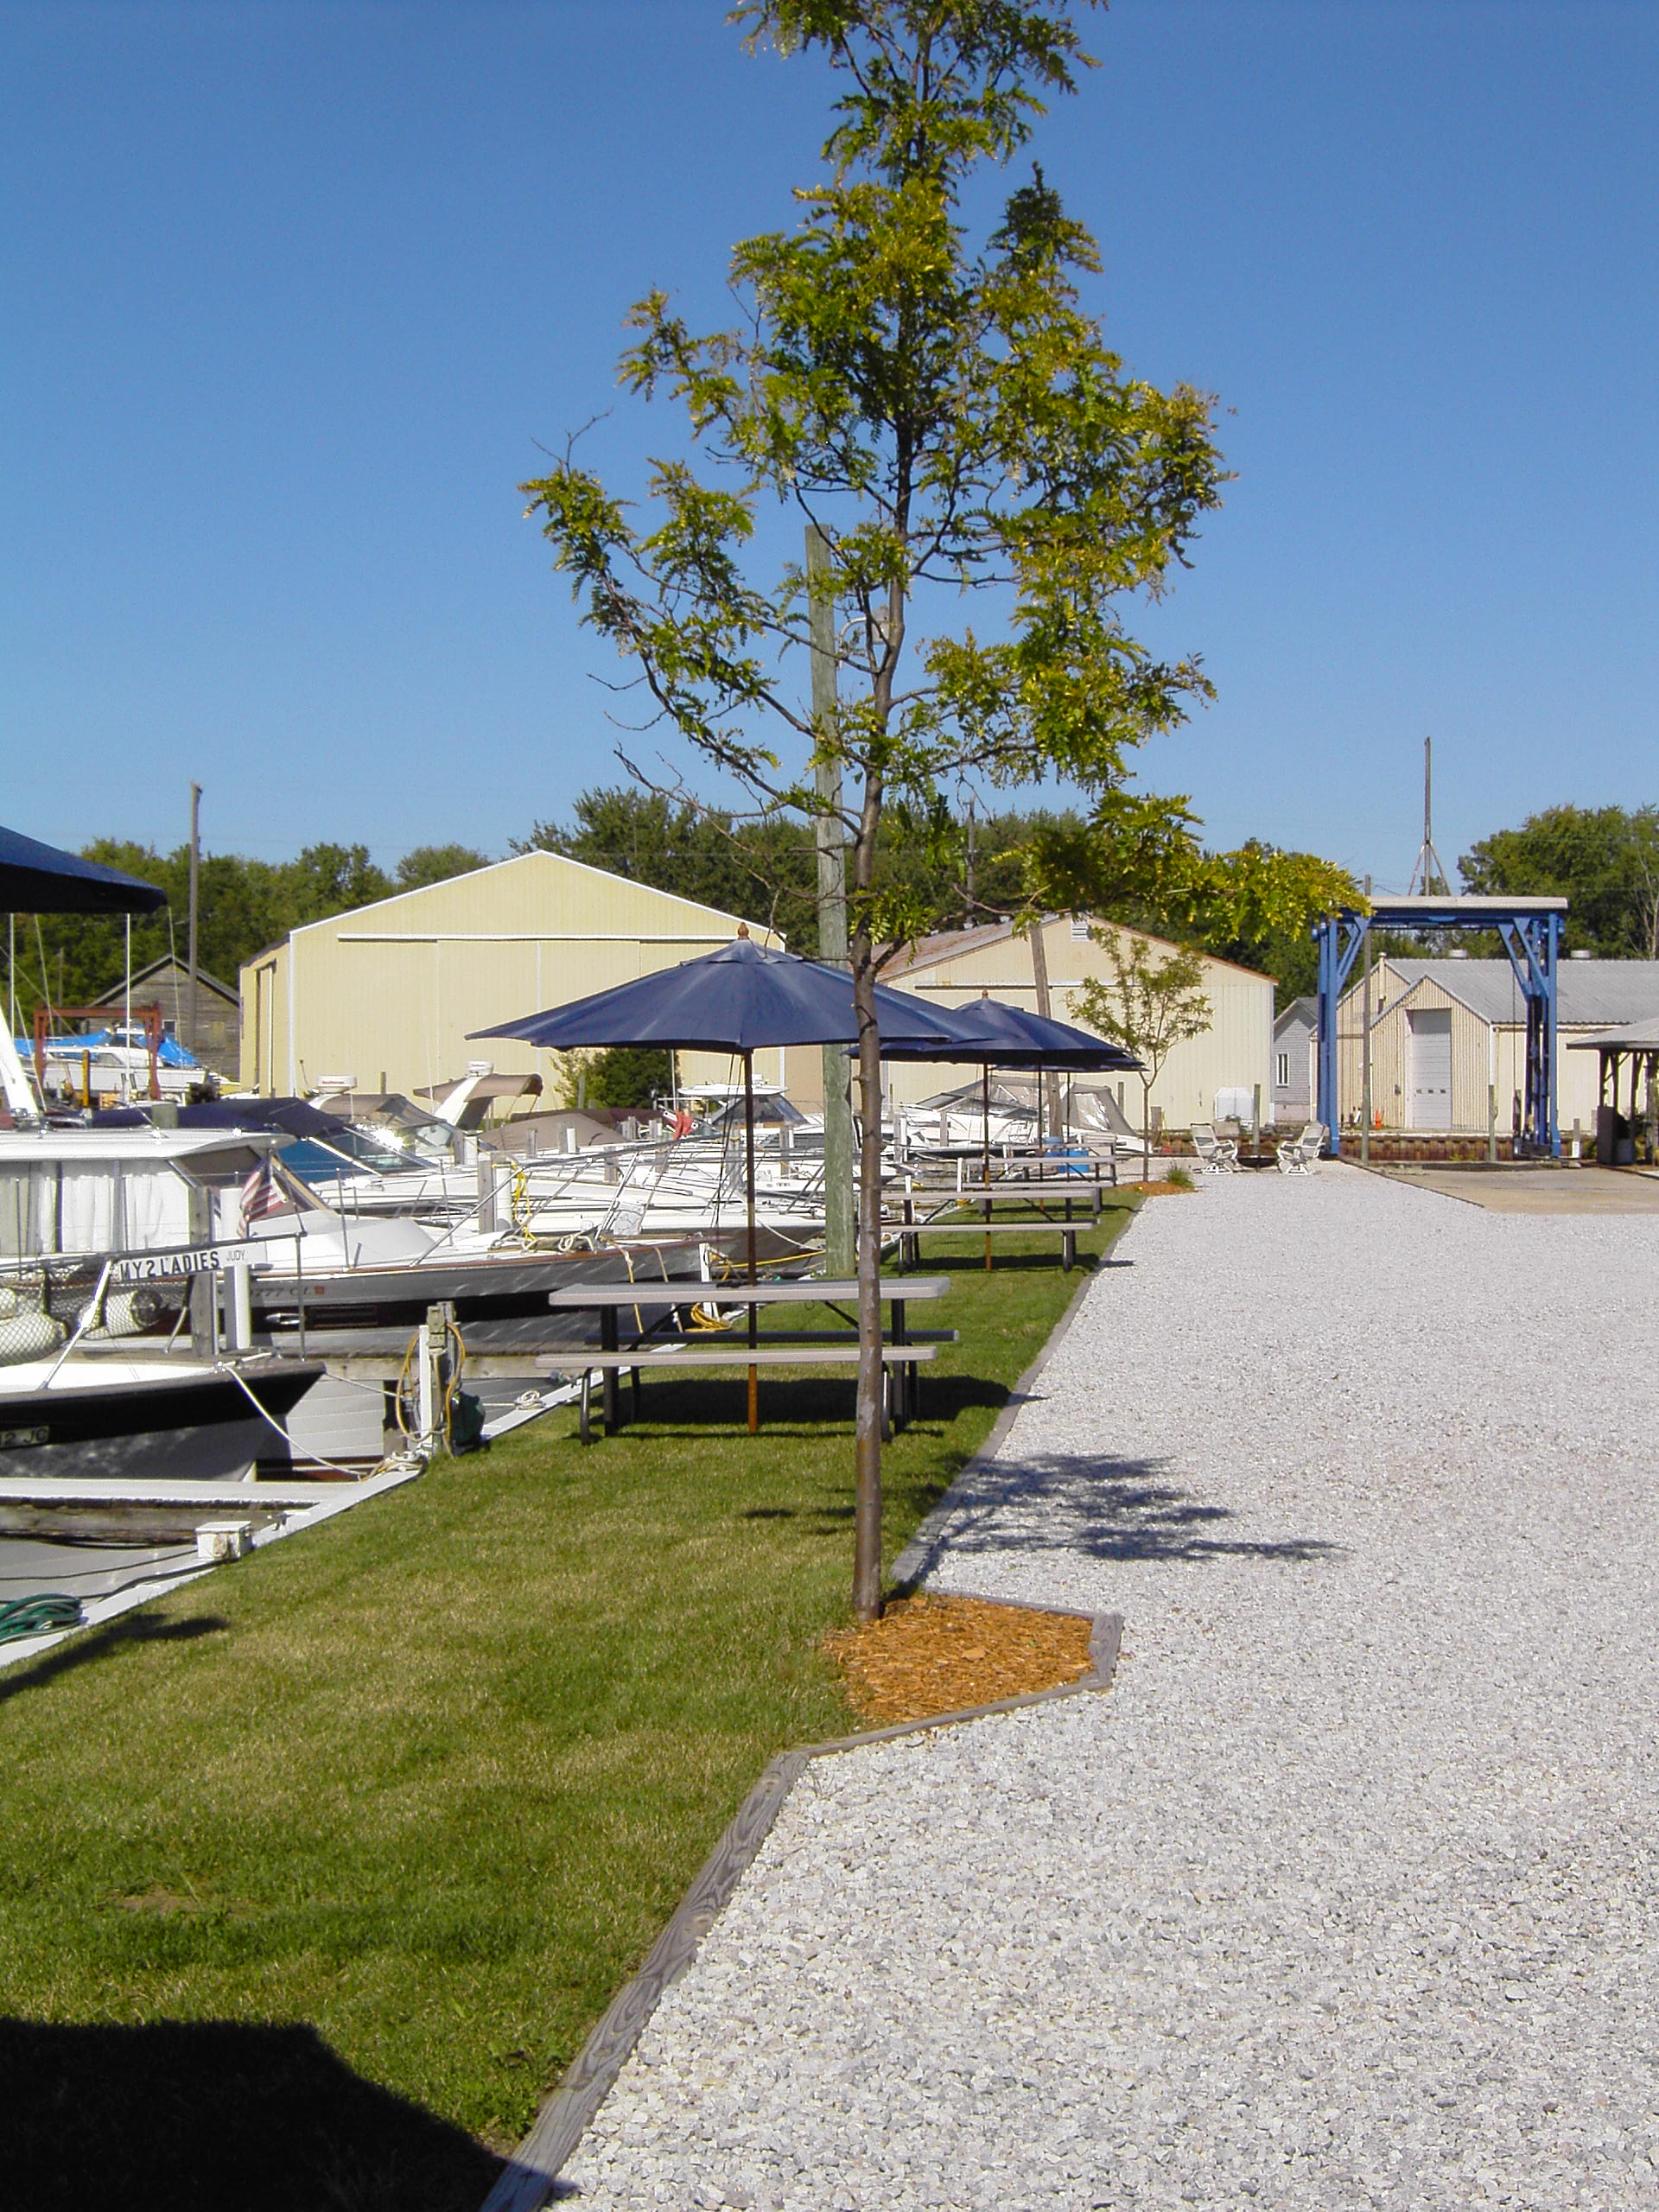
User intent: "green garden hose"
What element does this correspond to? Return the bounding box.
[0,1594,82,1643]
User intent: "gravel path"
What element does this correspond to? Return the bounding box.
[561,1168,1659,2209]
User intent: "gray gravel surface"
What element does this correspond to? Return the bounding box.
[560,1167,1659,2209]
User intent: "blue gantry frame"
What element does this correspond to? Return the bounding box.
[1313,898,1565,1158]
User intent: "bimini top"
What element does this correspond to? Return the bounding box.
[0,824,166,916]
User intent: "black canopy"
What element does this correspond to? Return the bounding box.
[0,824,166,916]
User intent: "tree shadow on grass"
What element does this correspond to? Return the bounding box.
[0,1607,226,1707]
[0,2018,502,2212]
[899,1452,1343,1585]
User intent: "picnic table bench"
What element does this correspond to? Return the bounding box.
[544,1276,950,1440]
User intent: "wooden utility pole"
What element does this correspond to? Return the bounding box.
[1027,917,1063,1147]
[187,781,202,1062]
[806,525,855,1275]
[965,795,976,922]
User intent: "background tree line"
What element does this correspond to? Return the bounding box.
[5,841,488,1027]
[33,789,1659,1037]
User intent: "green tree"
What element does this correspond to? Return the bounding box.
[280,843,392,926]
[522,0,1224,1617]
[556,1045,675,1112]
[519,785,1075,953]
[1186,841,1362,997]
[394,845,490,893]
[1071,934,1211,1179]
[1459,804,1659,958]
[1027,797,1359,996]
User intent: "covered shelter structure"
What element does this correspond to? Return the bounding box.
[2,824,166,1123]
[1314,896,1567,1157]
[1567,1022,1659,1165]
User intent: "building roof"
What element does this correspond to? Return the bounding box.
[92,952,238,1006]
[289,848,769,941]
[1274,995,1316,1036]
[1371,959,1659,1028]
[1566,1021,1659,1053]
[888,914,1270,985]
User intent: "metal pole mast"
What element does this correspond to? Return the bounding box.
[188,781,201,1061]
[1408,736,1449,898]
[806,524,855,1276]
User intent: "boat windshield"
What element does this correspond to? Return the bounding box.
[274,1122,411,1184]
[348,1096,465,1166]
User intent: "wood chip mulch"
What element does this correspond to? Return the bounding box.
[822,1592,1096,1729]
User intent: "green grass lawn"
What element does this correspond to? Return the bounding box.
[0,1210,1133,2210]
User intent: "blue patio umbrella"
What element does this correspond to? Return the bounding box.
[876,997,1140,1208]
[878,998,1138,1071]
[471,931,958,1427]
[471,931,957,1057]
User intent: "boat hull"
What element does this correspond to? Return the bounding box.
[0,1363,322,1484]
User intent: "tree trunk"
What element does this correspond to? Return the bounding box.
[852,938,886,1623]
[1142,1076,1152,1182]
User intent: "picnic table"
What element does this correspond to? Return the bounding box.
[889,1177,1121,1270]
[543,1275,951,1440]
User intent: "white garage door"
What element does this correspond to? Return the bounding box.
[1408,1008,1452,1129]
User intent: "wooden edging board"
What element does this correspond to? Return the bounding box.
[481,1605,1123,2212]
[481,1213,1137,2212]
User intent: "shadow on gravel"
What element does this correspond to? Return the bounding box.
[906,1452,1341,1579]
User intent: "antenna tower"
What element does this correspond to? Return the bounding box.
[1408,734,1450,896]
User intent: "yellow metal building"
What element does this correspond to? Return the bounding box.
[880,916,1274,1130]
[1335,956,1659,1140]
[238,853,782,1099]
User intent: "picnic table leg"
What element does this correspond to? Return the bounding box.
[1063,1192,1075,1273]
[892,1297,908,1428]
[601,1306,619,1433]
[747,1300,759,1435]
[579,1369,593,1446]
[632,1365,643,1421]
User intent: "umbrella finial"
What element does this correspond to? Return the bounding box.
[737,922,750,938]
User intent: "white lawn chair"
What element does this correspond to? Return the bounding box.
[1190,1124,1239,1173]
[1275,1122,1325,1175]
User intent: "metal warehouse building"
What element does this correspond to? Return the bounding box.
[881,915,1274,1131]
[238,852,780,1099]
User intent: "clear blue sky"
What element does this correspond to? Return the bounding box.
[3,0,1655,893]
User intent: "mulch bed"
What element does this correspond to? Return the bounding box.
[822,1592,1096,1729]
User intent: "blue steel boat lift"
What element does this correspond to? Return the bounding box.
[1313,895,1567,1158]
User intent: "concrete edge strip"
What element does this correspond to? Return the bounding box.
[888,1202,1144,1591]
[0,1459,425,1675]
[482,1603,1125,2212]
[1345,1160,1484,1209]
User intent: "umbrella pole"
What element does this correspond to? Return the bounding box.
[982,1061,992,1271]
[745,1050,759,1434]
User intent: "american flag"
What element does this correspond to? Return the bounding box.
[240,1159,291,1225]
